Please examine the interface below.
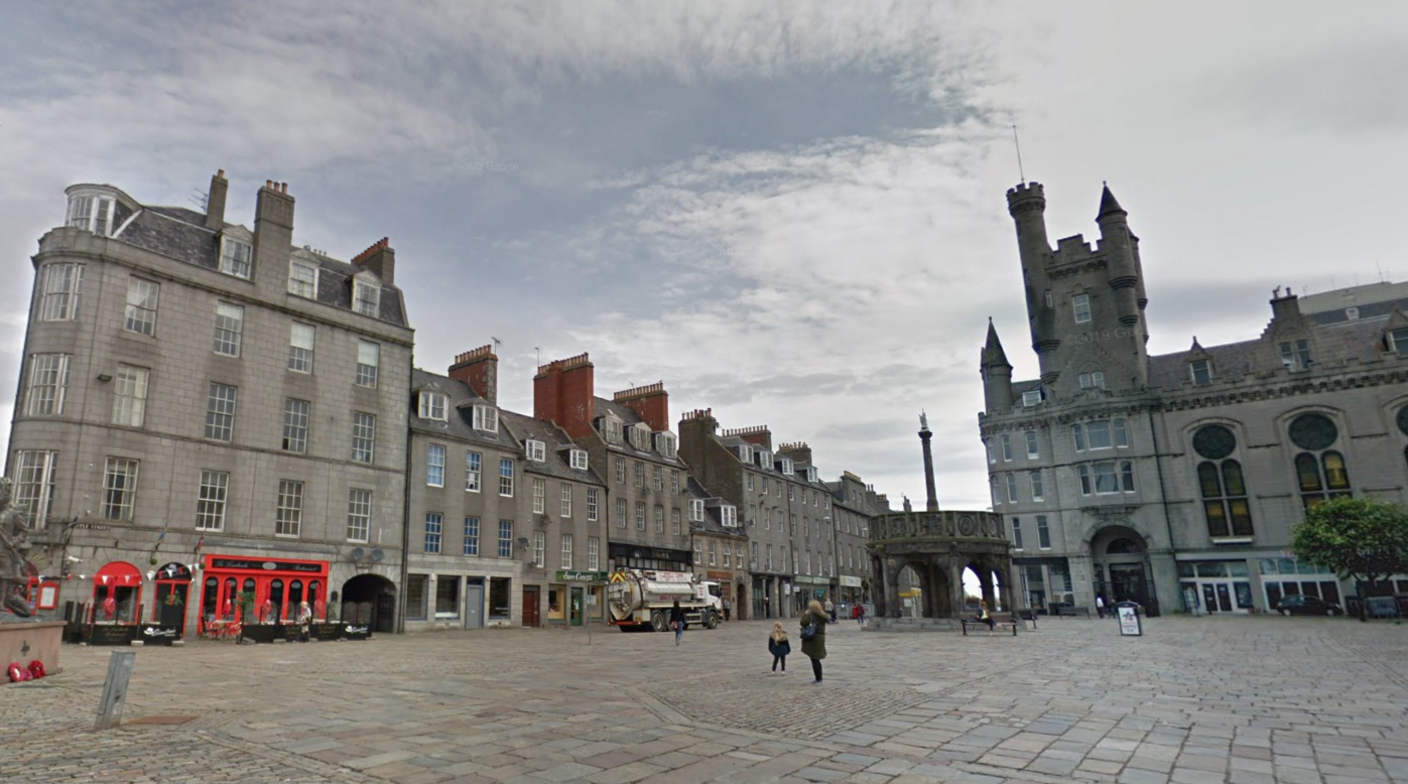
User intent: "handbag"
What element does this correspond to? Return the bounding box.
[800,622,817,641]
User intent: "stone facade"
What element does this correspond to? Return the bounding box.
[827,471,883,605]
[981,180,1408,616]
[8,174,412,636]
[533,357,694,575]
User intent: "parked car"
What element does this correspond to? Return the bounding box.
[1276,594,1343,616]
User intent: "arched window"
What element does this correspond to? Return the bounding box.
[1288,413,1351,508]
[1193,424,1253,538]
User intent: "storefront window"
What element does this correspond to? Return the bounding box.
[287,580,304,621]
[92,561,142,624]
[267,579,285,623]
[548,584,566,621]
[489,577,511,619]
[405,574,428,620]
[436,576,459,618]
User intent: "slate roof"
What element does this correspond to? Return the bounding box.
[111,199,408,327]
[592,397,684,465]
[409,369,517,451]
[499,409,606,486]
[686,477,746,539]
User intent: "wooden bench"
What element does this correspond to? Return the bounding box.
[1052,605,1091,619]
[960,612,1019,636]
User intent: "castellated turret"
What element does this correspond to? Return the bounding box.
[1005,181,1151,395]
[1007,182,1061,384]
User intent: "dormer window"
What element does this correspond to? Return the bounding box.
[738,445,754,463]
[631,424,651,450]
[1190,359,1213,386]
[526,439,546,462]
[655,432,677,459]
[220,238,253,279]
[1078,371,1105,389]
[1022,389,1042,407]
[353,279,381,317]
[1279,339,1312,371]
[690,499,705,522]
[472,405,498,433]
[570,449,589,471]
[66,193,116,236]
[806,466,818,482]
[288,258,319,298]
[758,450,773,470]
[418,392,447,421]
[602,416,623,445]
[721,505,738,527]
[1389,328,1408,358]
[780,458,794,476]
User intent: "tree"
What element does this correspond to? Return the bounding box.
[1292,497,1408,619]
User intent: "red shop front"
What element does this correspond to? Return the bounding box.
[199,555,328,633]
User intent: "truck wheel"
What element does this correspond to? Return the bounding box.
[650,611,668,633]
[706,612,718,630]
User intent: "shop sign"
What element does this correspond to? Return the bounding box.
[705,570,732,580]
[342,624,371,640]
[139,624,180,645]
[311,623,343,642]
[795,575,828,585]
[556,570,605,583]
[209,557,324,574]
[839,576,862,588]
[87,624,137,646]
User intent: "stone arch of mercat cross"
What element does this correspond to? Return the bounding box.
[867,510,1021,619]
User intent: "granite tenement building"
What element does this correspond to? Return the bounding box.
[981,181,1408,616]
[8,173,412,637]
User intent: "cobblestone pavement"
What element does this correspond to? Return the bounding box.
[3,615,1408,784]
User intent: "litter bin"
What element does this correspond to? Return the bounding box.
[1116,601,1142,637]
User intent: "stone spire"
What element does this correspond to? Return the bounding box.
[1097,182,1125,219]
[981,318,1011,368]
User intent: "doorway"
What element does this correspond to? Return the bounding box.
[522,585,541,627]
[464,581,484,629]
[1108,563,1150,607]
[570,587,584,627]
[343,574,397,633]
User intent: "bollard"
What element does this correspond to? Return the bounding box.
[94,650,136,730]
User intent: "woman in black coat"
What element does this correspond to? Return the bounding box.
[670,599,687,646]
[801,599,828,683]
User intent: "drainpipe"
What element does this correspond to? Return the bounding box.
[1148,407,1177,616]
[397,349,413,634]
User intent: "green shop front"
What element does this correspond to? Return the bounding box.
[548,570,607,626]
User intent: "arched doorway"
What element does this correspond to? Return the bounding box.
[342,574,397,634]
[1090,525,1154,611]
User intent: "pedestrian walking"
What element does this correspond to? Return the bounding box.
[670,599,686,646]
[800,599,828,683]
[1095,594,1107,619]
[723,598,731,622]
[768,622,790,674]
[853,603,865,625]
[824,598,836,623]
[297,601,312,643]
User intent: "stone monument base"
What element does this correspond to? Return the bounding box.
[0,620,64,679]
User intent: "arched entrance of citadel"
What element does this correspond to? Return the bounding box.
[1089,525,1155,611]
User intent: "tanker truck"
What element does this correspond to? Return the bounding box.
[607,568,719,632]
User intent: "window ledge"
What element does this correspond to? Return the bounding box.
[1211,537,1254,545]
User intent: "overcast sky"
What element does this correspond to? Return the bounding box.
[3,2,1407,511]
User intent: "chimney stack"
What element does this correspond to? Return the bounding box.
[253,179,295,279]
[352,236,395,286]
[777,441,813,467]
[534,353,595,439]
[720,424,772,451]
[612,382,669,432]
[205,169,228,230]
[449,345,498,405]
